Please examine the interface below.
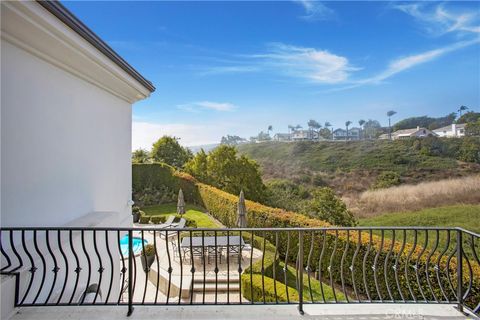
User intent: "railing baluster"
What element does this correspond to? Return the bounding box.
[226,230,230,304]
[141,230,147,305]
[202,230,205,304]
[92,230,103,304]
[177,230,183,305]
[238,230,242,304]
[425,229,439,302]
[153,231,160,304]
[436,230,450,302]
[351,230,361,302]
[318,229,326,303]
[414,230,428,302]
[79,230,91,305]
[56,230,68,305]
[373,229,383,302]
[306,231,315,303]
[44,230,58,304]
[117,231,126,304]
[405,230,417,302]
[165,229,172,305]
[273,231,279,304]
[20,230,35,305]
[456,230,463,313]
[384,229,395,302]
[262,231,267,304]
[394,229,406,302]
[340,230,349,303]
[250,230,254,304]
[0,230,12,272]
[104,230,114,304]
[297,230,304,315]
[215,230,219,305]
[127,229,133,316]
[362,230,372,302]
[284,231,290,303]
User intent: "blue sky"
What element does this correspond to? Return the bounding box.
[63,1,480,149]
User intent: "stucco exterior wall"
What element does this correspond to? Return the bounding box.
[1,40,132,227]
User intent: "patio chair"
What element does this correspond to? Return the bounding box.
[207,246,223,264]
[226,245,243,264]
[183,246,205,264]
[176,218,186,229]
[164,215,175,226]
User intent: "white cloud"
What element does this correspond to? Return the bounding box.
[294,0,335,22]
[394,2,480,36]
[324,39,480,92]
[132,122,224,150]
[177,101,237,113]
[252,43,358,84]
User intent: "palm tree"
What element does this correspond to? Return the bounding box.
[324,121,332,140]
[288,125,294,134]
[359,119,366,140]
[345,121,352,141]
[307,119,321,140]
[458,105,468,117]
[387,110,397,140]
[267,125,273,136]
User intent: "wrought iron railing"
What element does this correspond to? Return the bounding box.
[0,227,478,316]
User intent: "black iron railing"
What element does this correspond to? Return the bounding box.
[0,226,479,316]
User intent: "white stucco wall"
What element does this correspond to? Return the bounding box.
[1,40,132,227]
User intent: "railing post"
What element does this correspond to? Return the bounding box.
[456,229,463,313]
[298,230,304,315]
[127,230,134,316]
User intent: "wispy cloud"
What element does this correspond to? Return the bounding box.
[325,39,480,92]
[394,2,480,36]
[250,43,358,84]
[293,0,335,22]
[177,101,237,113]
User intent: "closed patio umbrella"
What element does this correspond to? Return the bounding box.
[236,190,247,228]
[177,189,186,215]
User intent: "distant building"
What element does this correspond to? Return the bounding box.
[433,123,466,138]
[273,133,292,141]
[292,130,319,141]
[391,126,437,140]
[378,133,390,140]
[332,127,361,140]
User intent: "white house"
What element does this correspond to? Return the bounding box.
[1,1,154,318]
[291,130,319,141]
[273,133,292,141]
[332,127,361,140]
[433,123,466,138]
[391,126,437,140]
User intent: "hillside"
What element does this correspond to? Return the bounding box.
[237,139,480,197]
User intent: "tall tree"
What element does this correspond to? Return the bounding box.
[458,105,469,117]
[358,119,366,139]
[345,121,352,141]
[288,125,294,134]
[307,119,321,140]
[150,136,192,168]
[267,125,273,136]
[387,110,397,140]
[324,121,333,139]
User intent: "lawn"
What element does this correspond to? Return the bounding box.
[358,204,480,257]
[358,204,480,233]
[142,203,223,228]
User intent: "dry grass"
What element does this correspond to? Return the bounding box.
[351,175,480,218]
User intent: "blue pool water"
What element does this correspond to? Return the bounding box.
[119,234,148,258]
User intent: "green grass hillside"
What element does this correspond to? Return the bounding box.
[358,204,480,233]
[238,139,480,196]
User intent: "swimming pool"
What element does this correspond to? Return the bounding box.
[119,234,148,258]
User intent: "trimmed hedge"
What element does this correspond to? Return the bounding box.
[242,274,299,303]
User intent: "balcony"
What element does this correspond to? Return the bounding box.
[1,226,479,319]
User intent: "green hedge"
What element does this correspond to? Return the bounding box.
[242,274,299,303]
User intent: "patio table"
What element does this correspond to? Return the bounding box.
[180,236,245,248]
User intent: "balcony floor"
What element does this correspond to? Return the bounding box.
[10,304,470,320]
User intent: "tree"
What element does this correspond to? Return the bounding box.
[288,125,295,134]
[184,149,209,181]
[457,111,480,124]
[150,136,192,168]
[255,131,271,141]
[307,119,321,140]
[305,187,356,226]
[465,119,480,137]
[221,135,246,145]
[358,119,366,139]
[345,121,352,141]
[132,149,150,163]
[458,105,469,117]
[267,125,273,136]
[364,119,381,139]
[295,124,303,131]
[324,121,333,139]
[387,110,397,140]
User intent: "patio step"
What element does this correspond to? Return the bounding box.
[193,277,240,284]
[191,281,240,293]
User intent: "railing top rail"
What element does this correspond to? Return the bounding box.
[0,226,476,234]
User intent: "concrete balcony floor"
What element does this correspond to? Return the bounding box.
[10,304,470,320]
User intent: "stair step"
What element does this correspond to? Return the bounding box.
[191,282,240,293]
[193,277,240,284]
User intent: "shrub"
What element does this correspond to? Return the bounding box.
[242,274,299,303]
[150,216,166,224]
[305,187,356,226]
[372,171,401,189]
[138,214,150,224]
[141,244,156,256]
